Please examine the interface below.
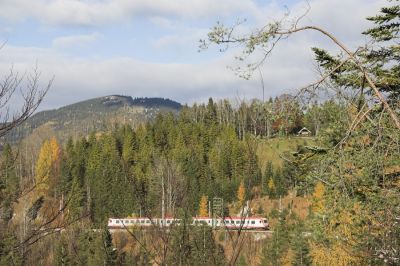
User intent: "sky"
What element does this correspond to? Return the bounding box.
[0,0,387,111]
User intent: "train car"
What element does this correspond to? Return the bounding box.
[108,216,269,230]
[221,216,269,230]
[193,216,269,230]
[108,217,153,228]
[108,217,181,228]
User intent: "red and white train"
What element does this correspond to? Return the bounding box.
[108,216,269,230]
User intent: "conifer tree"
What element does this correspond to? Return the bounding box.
[264,160,273,194]
[0,144,19,221]
[54,236,70,266]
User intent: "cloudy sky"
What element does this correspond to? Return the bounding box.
[0,0,386,111]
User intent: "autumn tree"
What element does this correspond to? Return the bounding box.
[237,180,245,206]
[35,137,61,197]
[198,195,208,217]
[312,181,325,214]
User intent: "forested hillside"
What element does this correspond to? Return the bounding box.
[3,95,181,144]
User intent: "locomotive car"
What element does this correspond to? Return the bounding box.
[108,216,269,230]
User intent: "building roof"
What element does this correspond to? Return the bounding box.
[297,127,311,134]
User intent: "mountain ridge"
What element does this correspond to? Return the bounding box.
[5,95,182,143]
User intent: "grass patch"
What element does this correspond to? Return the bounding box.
[257,137,316,171]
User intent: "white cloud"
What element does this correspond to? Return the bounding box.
[151,29,208,51]
[0,0,390,111]
[52,33,100,48]
[0,43,307,110]
[0,0,258,26]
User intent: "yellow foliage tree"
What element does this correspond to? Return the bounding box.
[310,243,362,266]
[312,181,325,213]
[237,180,245,206]
[35,140,52,194]
[280,248,295,266]
[50,136,61,163]
[198,195,208,217]
[49,137,61,190]
[310,201,369,265]
[35,137,61,196]
[268,178,275,192]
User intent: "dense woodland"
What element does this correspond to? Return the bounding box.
[0,97,339,265]
[1,0,400,265]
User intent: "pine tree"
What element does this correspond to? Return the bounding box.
[0,232,23,265]
[103,227,117,266]
[205,97,217,124]
[87,228,117,266]
[262,211,290,265]
[0,144,19,221]
[54,236,70,266]
[263,160,273,193]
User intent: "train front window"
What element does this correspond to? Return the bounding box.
[264,220,268,223]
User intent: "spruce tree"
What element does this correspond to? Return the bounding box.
[0,144,19,221]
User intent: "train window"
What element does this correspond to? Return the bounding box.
[167,220,170,224]
[125,220,129,223]
[236,221,240,224]
[116,220,120,224]
[264,220,268,223]
[251,221,255,224]
[146,220,150,224]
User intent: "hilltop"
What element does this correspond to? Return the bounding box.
[5,95,182,143]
